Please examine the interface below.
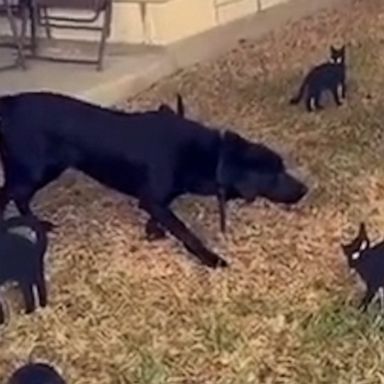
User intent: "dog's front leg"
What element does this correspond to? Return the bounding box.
[0,187,11,219]
[142,201,228,268]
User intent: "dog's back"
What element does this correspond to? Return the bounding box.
[0,91,217,165]
[0,92,221,196]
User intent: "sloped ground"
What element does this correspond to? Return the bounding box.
[1,0,384,383]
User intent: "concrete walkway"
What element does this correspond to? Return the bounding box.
[0,0,346,106]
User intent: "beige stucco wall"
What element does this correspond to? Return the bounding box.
[109,0,289,44]
[1,0,290,45]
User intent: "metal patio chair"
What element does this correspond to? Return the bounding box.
[0,0,29,70]
[30,0,113,71]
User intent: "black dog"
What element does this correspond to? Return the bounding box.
[342,222,384,312]
[7,363,65,384]
[0,216,52,324]
[0,92,307,268]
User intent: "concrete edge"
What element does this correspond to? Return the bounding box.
[83,0,348,106]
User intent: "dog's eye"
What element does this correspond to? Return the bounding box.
[351,251,360,260]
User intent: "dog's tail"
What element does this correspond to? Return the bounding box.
[289,78,307,105]
[0,216,54,257]
[176,93,185,117]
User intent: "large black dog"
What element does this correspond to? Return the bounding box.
[0,92,307,268]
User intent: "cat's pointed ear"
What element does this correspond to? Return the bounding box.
[358,222,370,248]
[358,222,368,237]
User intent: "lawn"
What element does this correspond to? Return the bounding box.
[2,0,384,383]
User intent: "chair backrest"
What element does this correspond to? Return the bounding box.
[33,0,109,10]
[0,0,23,14]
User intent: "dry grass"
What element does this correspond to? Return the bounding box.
[2,0,384,382]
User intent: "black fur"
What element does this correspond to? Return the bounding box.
[7,363,65,384]
[341,222,384,312]
[0,92,307,268]
[0,216,52,324]
[290,45,346,112]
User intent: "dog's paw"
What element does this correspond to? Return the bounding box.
[216,257,229,268]
[203,252,229,269]
[145,219,166,240]
[145,223,166,241]
[40,220,56,232]
[24,308,35,315]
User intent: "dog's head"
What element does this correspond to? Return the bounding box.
[217,131,308,230]
[217,131,307,204]
[159,94,308,232]
[330,45,345,65]
[341,222,370,270]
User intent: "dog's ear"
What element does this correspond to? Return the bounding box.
[176,93,185,117]
[158,104,174,114]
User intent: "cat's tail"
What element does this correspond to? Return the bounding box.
[289,79,306,105]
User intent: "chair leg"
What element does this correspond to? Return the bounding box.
[41,6,52,39]
[19,1,29,47]
[5,0,27,69]
[29,1,39,56]
[96,4,112,71]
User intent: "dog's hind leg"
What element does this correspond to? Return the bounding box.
[35,270,47,308]
[20,282,36,314]
[141,200,228,268]
[0,187,11,219]
[0,302,4,325]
